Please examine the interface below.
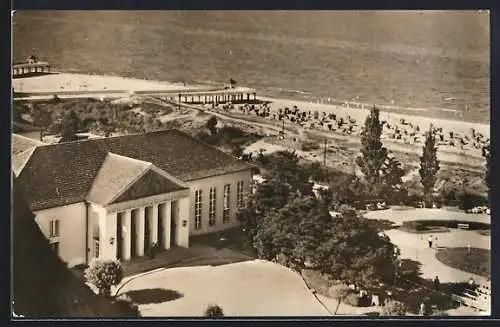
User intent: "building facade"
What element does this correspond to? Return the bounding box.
[14,130,253,267]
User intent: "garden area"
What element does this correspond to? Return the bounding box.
[399,220,490,234]
[435,247,491,279]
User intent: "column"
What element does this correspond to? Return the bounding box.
[151,204,158,245]
[123,210,132,260]
[98,211,107,260]
[177,197,190,248]
[106,212,118,260]
[136,207,145,256]
[164,201,172,249]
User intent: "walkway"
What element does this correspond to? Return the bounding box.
[385,229,490,284]
[114,260,331,317]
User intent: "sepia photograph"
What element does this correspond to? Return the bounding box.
[11,10,490,318]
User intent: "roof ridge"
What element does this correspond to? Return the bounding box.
[36,129,176,148]
[12,133,45,146]
[107,152,152,167]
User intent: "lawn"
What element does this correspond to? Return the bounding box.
[399,220,490,234]
[435,247,491,278]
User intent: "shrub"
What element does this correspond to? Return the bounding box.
[84,259,123,297]
[343,293,360,307]
[204,304,224,317]
[381,300,407,316]
[114,294,141,317]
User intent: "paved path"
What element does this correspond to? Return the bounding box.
[385,229,490,284]
[115,260,330,317]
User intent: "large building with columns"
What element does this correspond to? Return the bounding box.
[14,130,254,267]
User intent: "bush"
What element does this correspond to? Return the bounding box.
[343,293,360,307]
[402,220,489,231]
[302,269,332,297]
[114,294,141,317]
[204,304,224,317]
[84,259,123,297]
[381,301,407,316]
[458,192,488,211]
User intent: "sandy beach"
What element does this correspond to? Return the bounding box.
[260,96,489,140]
[12,72,205,93]
[12,72,489,142]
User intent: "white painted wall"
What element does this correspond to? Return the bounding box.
[187,169,253,236]
[176,197,190,247]
[34,202,87,267]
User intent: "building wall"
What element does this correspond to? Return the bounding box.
[187,169,253,236]
[34,202,87,267]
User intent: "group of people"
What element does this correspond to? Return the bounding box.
[209,102,489,156]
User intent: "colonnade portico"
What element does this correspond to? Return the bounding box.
[90,194,190,263]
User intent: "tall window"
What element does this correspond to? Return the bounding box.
[94,239,100,258]
[223,184,231,223]
[194,189,202,230]
[49,219,59,237]
[209,187,217,226]
[237,181,245,207]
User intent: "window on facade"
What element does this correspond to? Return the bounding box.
[195,189,202,230]
[49,242,59,255]
[209,187,216,226]
[237,181,245,207]
[49,219,59,237]
[94,239,100,258]
[223,184,231,223]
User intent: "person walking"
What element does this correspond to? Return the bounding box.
[434,236,439,249]
[434,276,440,291]
[428,235,433,248]
[419,302,426,316]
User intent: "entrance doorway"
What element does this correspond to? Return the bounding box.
[170,200,178,246]
[157,203,165,248]
[130,209,137,258]
[144,206,151,255]
[116,212,123,260]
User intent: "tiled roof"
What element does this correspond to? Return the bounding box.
[12,177,127,317]
[87,153,150,205]
[12,134,44,156]
[112,169,187,204]
[18,129,253,211]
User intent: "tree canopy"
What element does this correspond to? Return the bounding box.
[419,125,440,205]
[238,149,399,289]
[356,107,388,197]
[60,110,80,142]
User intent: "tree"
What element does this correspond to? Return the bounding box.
[381,156,406,203]
[206,116,218,136]
[381,300,406,316]
[60,110,80,142]
[356,107,388,198]
[419,125,440,206]
[312,215,398,289]
[263,150,313,197]
[253,195,333,270]
[482,144,491,205]
[204,305,224,317]
[85,259,124,298]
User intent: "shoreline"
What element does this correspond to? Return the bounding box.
[12,72,490,139]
